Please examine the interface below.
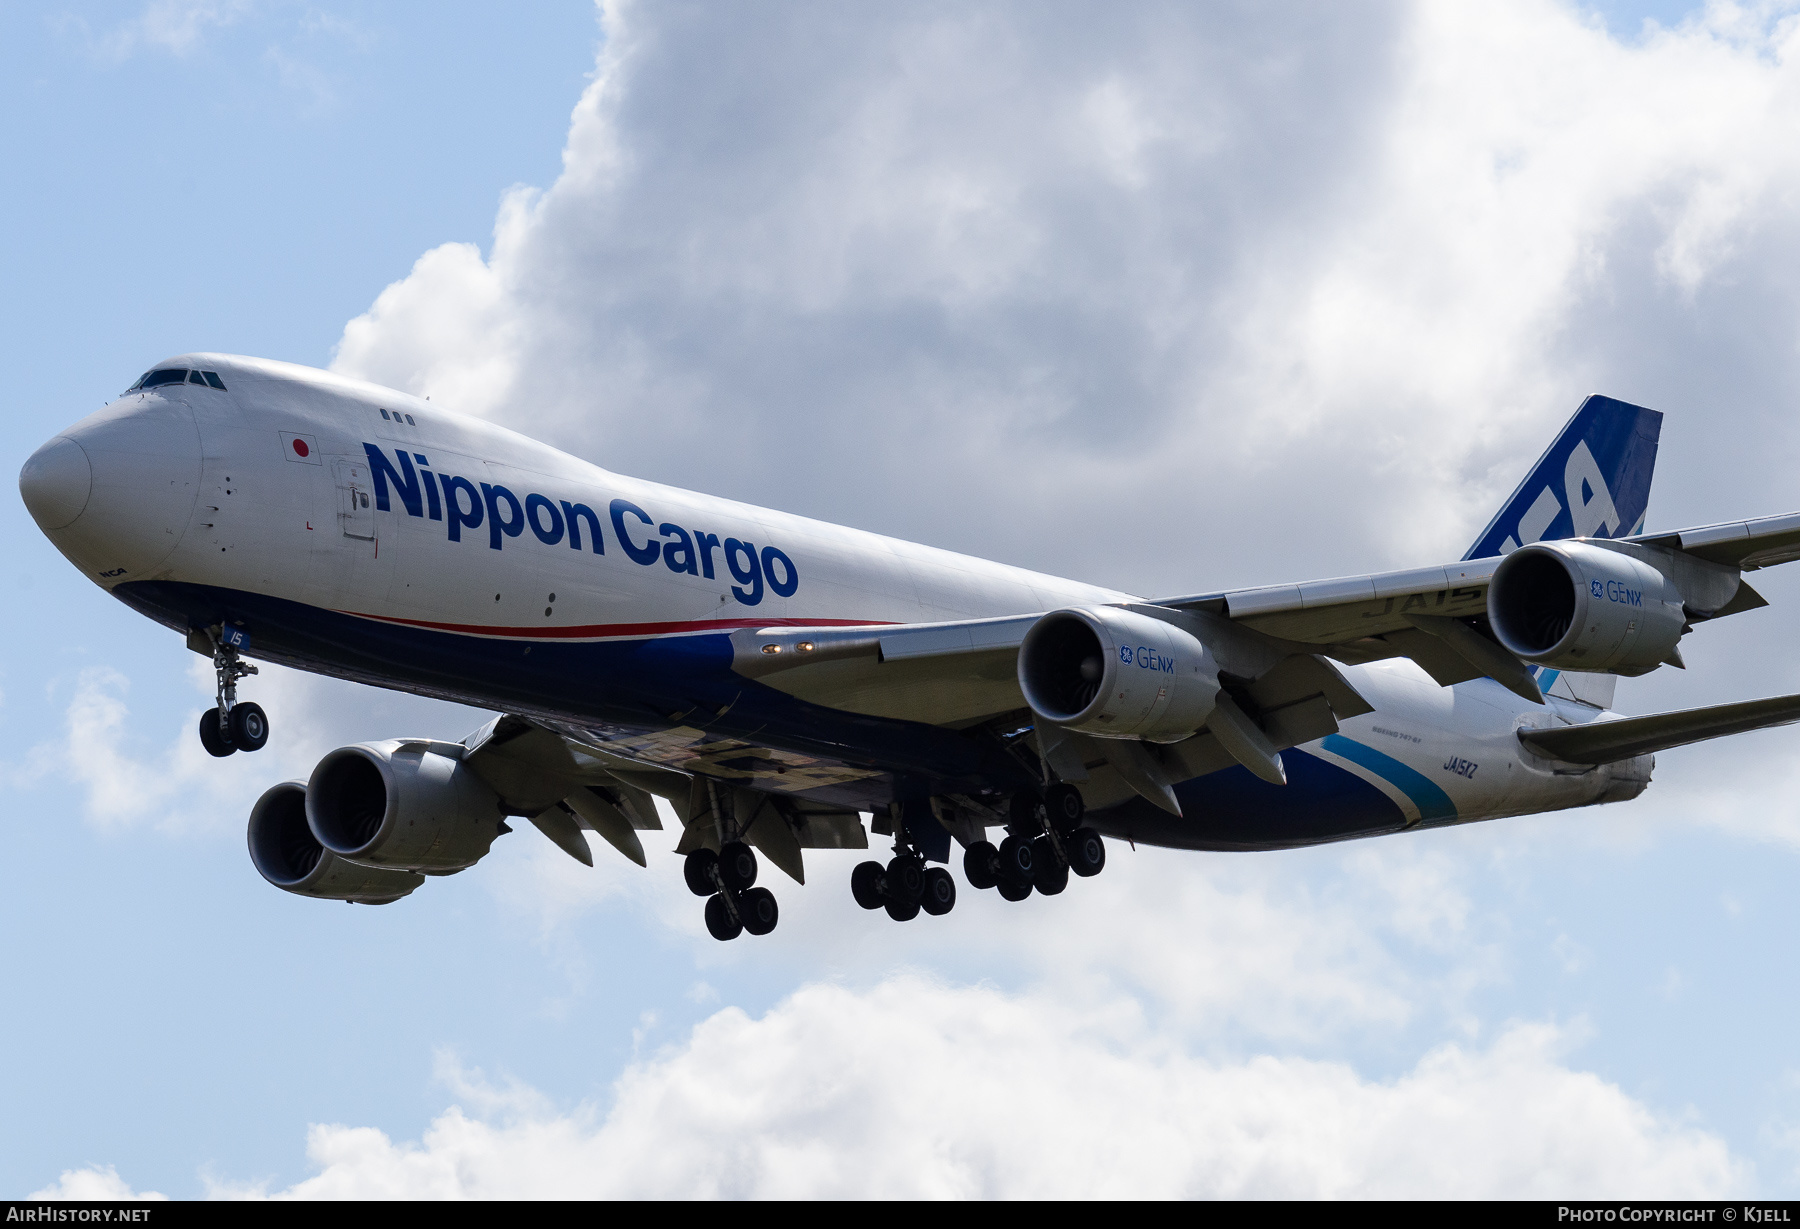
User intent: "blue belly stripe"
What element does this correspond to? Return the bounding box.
[1320,734,1458,822]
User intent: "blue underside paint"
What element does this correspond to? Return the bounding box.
[1320,734,1458,823]
[116,580,1410,852]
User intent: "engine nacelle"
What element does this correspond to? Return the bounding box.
[1489,540,1687,675]
[306,741,507,873]
[248,781,424,904]
[1018,606,1221,742]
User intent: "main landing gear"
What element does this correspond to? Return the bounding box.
[850,850,957,922]
[197,626,268,759]
[963,783,1106,904]
[685,842,780,941]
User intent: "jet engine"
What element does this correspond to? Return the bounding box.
[1488,541,1687,675]
[306,740,508,874]
[1018,606,1221,742]
[248,781,424,904]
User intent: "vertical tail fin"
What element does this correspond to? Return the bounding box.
[1463,395,1663,561]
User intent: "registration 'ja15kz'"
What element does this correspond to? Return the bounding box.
[22,355,1800,939]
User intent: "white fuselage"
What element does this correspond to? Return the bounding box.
[26,353,1648,848]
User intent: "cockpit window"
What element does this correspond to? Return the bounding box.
[125,367,228,393]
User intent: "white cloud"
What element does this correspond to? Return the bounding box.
[29,1164,166,1201]
[8,655,489,836]
[200,975,1740,1199]
[331,0,1800,594]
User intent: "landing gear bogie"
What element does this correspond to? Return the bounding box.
[852,843,950,922]
[961,785,1104,904]
[690,845,780,940]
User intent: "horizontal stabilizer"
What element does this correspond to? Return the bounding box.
[1519,693,1800,764]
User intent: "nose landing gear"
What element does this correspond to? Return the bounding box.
[196,625,267,758]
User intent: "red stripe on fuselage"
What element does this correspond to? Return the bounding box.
[336,610,895,640]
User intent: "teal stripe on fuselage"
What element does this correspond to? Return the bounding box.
[1320,734,1458,823]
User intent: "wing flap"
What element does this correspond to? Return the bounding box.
[1519,693,1800,764]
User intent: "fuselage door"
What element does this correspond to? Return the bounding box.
[333,459,376,541]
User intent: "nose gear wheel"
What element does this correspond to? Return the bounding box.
[196,625,267,757]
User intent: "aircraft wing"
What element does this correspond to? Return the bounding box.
[1519,692,1800,764]
[1149,510,1800,691]
[460,713,868,880]
[736,507,1800,733]
[1629,510,1800,570]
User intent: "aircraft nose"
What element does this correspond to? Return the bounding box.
[19,435,94,531]
[24,394,202,583]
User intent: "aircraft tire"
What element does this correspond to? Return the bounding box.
[1035,862,1069,896]
[199,708,235,758]
[684,849,719,897]
[1008,788,1044,831]
[996,835,1034,886]
[963,841,999,890]
[920,866,956,915]
[704,893,743,941]
[884,897,920,922]
[996,877,1032,902]
[1044,782,1084,833]
[886,855,925,903]
[740,887,779,936]
[851,860,885,909]
[1068,827,1106,878]
[228,702,269,752]
[718,841,758,892]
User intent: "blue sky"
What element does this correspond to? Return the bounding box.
[16,0,1800,1200]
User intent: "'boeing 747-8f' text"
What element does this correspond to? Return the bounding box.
[22,355,1800,939]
